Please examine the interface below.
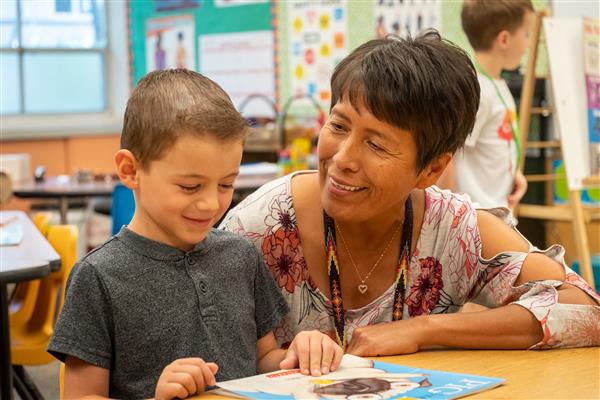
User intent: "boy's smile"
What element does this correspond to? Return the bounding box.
[128,134,244,251]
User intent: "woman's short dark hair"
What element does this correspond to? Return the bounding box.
[330,31,480,172]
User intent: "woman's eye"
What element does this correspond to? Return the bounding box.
[219,183,234,190]
[178,184,201,192]
[329,122,345,132]
[367,141,384,151]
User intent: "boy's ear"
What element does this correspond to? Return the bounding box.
[415,153,452,189]
[496,30,511,50]
[114,149,140,190]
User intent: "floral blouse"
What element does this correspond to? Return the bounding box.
[220,171,600,349]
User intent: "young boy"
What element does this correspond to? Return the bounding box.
[47,69,343,399]
[438,0,534,209]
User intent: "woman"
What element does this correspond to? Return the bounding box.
[221,32,599,364]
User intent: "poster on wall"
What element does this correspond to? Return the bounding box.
[374,0,441,39]
[145,15,196,72]
[288,0,348,106]
[583,17,600,174]
[155,0,201,12]
[199,30,276,117]
[214,0,268,6]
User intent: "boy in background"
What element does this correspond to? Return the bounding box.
[438,0,534,209]
[48,70,342,399]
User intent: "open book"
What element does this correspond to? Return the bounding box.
[215,354,504,399]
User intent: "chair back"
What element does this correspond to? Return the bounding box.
[9,212,52,327]
[33,212,52,236]
[111,183,135,235]
[10,224,78,366]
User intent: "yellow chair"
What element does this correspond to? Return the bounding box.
[33,212,52,235]
[9,212,53,328]
[10,224,78,365]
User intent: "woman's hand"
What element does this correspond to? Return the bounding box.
[155,358,219,400]
[346,318,426,356]
[280,330,344,376]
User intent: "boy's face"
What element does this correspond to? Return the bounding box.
[132,134,243,251]
[503,11,535,70]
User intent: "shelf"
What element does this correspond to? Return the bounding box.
[530,106,553,116]
[526,140,561,149]
[524,173,565,182]
[517,204,600,222]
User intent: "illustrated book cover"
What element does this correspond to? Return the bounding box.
[214,354,505,399]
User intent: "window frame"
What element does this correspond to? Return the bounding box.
[1,1,129,140]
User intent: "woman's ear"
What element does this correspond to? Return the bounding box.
[415,153,452,189]
[114,149,140,190]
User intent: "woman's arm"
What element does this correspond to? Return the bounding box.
[347,210,600,356]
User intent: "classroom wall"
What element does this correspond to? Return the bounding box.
[1,134,120,176]
[0,134,120,211]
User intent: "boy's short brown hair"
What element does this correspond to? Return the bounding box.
[461,0,534,51]
[121,69,247,169]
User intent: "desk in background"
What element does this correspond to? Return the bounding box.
[0,210,61,400]
[13,176,116,224]
[196,347,599,399]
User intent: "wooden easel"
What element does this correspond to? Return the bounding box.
[516,10,598,285]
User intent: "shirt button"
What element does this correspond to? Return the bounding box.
[199,282,208,293]
[185,255,193,265]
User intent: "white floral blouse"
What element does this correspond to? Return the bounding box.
[220,171,600,349]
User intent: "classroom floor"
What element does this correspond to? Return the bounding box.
[13,362,60,399]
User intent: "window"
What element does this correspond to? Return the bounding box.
[1,1,128,139]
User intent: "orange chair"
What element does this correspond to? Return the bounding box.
[10,225,78,366]
[9,212,53,329]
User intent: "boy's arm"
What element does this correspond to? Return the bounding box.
[507,169,528,208]
[64,356,109,399]
[256,330,343,376]
[256,331,287,373]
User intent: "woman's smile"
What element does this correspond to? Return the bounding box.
[329,176,367,192]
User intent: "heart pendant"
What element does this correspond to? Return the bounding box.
[358,284,368,294]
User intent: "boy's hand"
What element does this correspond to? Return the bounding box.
[155,358,218,400]
[279,330,343,376]
[508,169,528,209]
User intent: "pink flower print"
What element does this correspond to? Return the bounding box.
[261,228,304,294]
[265,194,296,232]
[406,257,444,316]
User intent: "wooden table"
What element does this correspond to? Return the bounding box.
[0,210,61,400]
[13,177,116,224]
[195,347,599,399]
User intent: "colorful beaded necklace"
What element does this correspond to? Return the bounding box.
[323,197,413,350]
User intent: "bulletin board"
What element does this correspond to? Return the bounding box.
[129,0,276,116]
[129,1,550,118]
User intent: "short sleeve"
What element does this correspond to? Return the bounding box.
[47,260,114,368]
[253,249,289,339]
[464,78,492,147]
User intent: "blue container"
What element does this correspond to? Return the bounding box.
[111,183,135,235]
[571,254,600,293]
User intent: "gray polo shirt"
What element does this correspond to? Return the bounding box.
[48,227,288,399]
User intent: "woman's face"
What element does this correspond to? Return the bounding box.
[318,98,426,223]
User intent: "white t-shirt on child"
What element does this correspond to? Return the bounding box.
[454,73,518,208]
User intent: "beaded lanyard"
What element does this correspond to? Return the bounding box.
[475,61,522,171]
[323,197,413,350]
